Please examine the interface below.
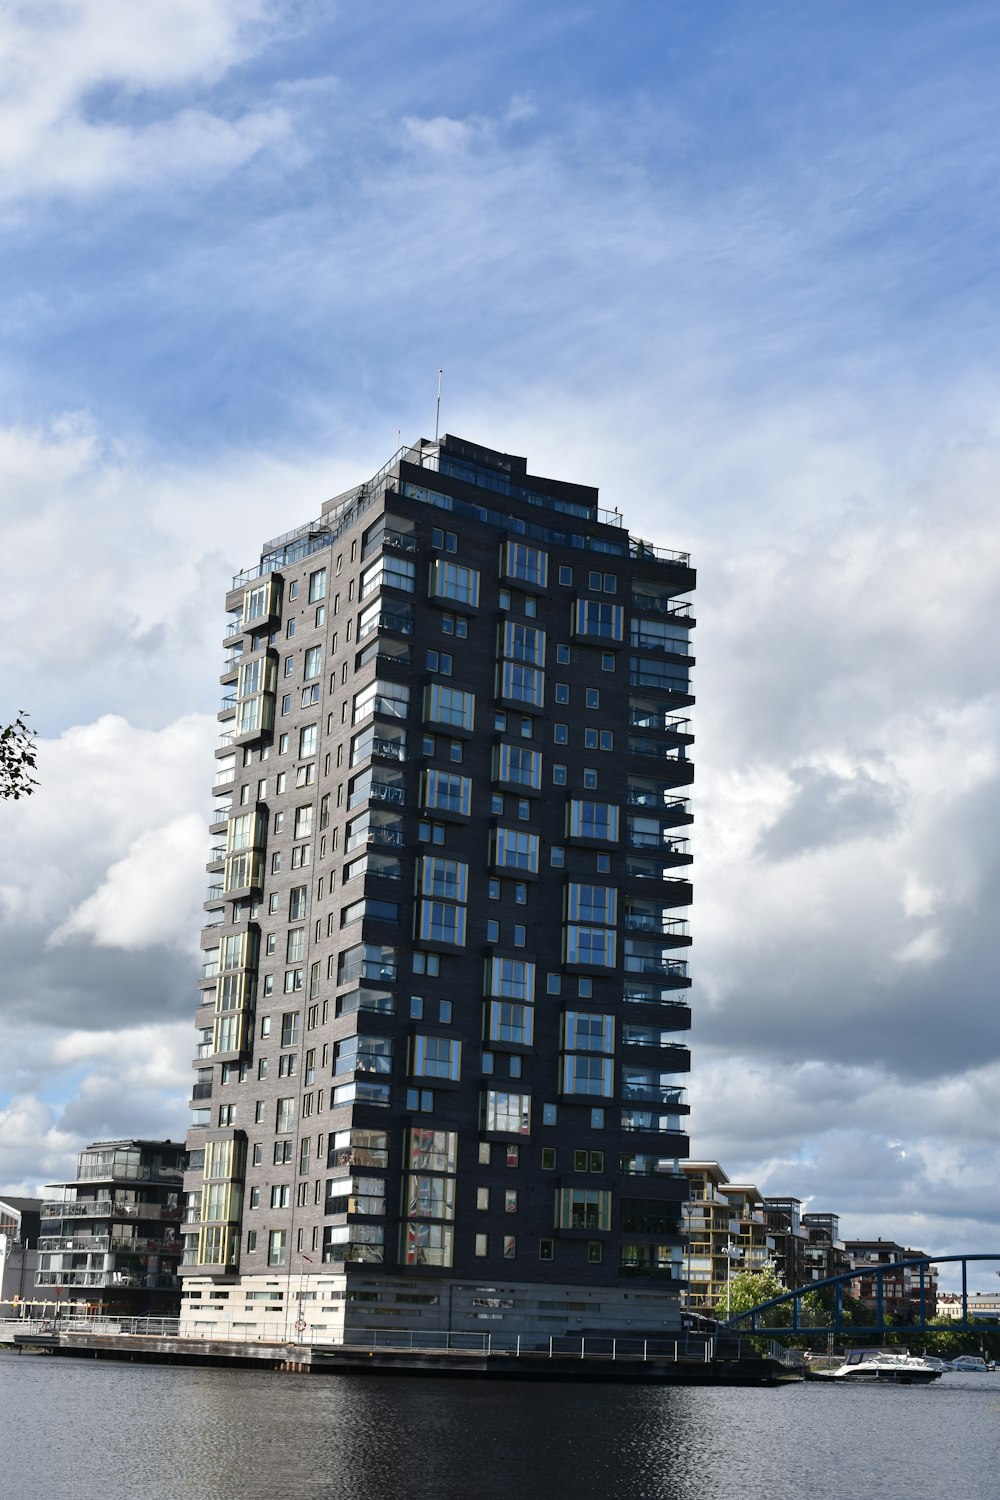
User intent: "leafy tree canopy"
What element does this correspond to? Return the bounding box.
[1,713,38,801]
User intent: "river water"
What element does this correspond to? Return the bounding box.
[2,1350,997,1500]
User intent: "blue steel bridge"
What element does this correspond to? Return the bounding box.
[724,1254,1000,1338]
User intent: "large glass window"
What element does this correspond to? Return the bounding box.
[405,1175,456,1219]
[418,856,469,902]
[564,926,617,967]
[567,800,620,842]
[482,1090,532,1134]
[502,541,548,588]
[424,684,475,731]
[335,1034,392,1075]
[303,646,322,680]
[501,620,546,666]
[407,1128,458,1173]
[417,900,467,947]
[299,723,318,758]
[563,1012,615,1051]
[498,661,544,706]
[486,957,535,1001]
[573,600,624,641]
[494,743,542,790]
[411,1035,462,1081]
[486,1000,534,1047]
[555,1187,612,1230]
[400,1221,454,1267]
[361,556,416,597]
[353,679,410,724]
[492,827,539,872]
[429,559,480,607]
[565,883,617,924]
[561,1055,614,1096]
[421,768,472,816]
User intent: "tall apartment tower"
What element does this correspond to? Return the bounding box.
[181,435,695,1342]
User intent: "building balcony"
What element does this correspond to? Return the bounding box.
[348,779,405,811]
[627,740,693,776]
[621,1084,687,1108]
[630,632,694,662]
[630,593,694,624]
[623,956,689,981]
[628,705,693,739]
[41,1199,182,1222]
[623,914,690,941]
[361,524,418,561]
[626,830,692,865]
[622,987,691,1017]
[357,608,415,641]
[345,819,405,853]
[620,1155,685,1177]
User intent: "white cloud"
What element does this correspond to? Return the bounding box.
[0,0,288,201]
[51,814,207,952]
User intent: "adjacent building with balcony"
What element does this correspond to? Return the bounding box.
[844,1238,939,1321]
[181,433,696,1342]
[680,1163,776,1313]
[38,1140,185,1314]
[761,1196,809,1291]
[801,1211,850,1284]
[1,1197,42,1309]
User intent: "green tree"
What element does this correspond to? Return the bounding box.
[716,1265,790,1323]
[1,713,38,801]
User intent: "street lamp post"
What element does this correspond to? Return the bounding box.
[725,1241,742,1318]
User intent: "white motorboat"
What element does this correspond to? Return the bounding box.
[806,1348,943,1384]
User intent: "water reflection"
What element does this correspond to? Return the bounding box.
[1,1351,993,1500]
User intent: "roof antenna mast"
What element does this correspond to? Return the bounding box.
[434,369,443,443]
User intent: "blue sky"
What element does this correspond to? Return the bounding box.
[2,0,1000,1282]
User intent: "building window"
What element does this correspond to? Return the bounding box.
[555,1188,611,1231]
[411,1035,462,1081]
[276,1097,295,1132]
[429,559,480,607]
[475,1234,488,1257]
[563,1011,614,1051]
[418,855,468,901]
[299,724,318,758]
[501,620,545,666]
[424,684,475,731]
[502,541,548,588]
[486,1000,534,1047]
[573,600,624,641]
[492,827,539,873]
[421,768,472,816]
[561,1055,614,1097]
[486,957,535,1001]
[494,743,542,789]
[567,800,619,842]
[268,1230,287,1266]
[564,925,616,968]
[539,1238,554,1261]
[498,661,544,707]
[482,1090,532,1134]
[417,900,467,947]
[361,555,416,597]
[308,568,327,602]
